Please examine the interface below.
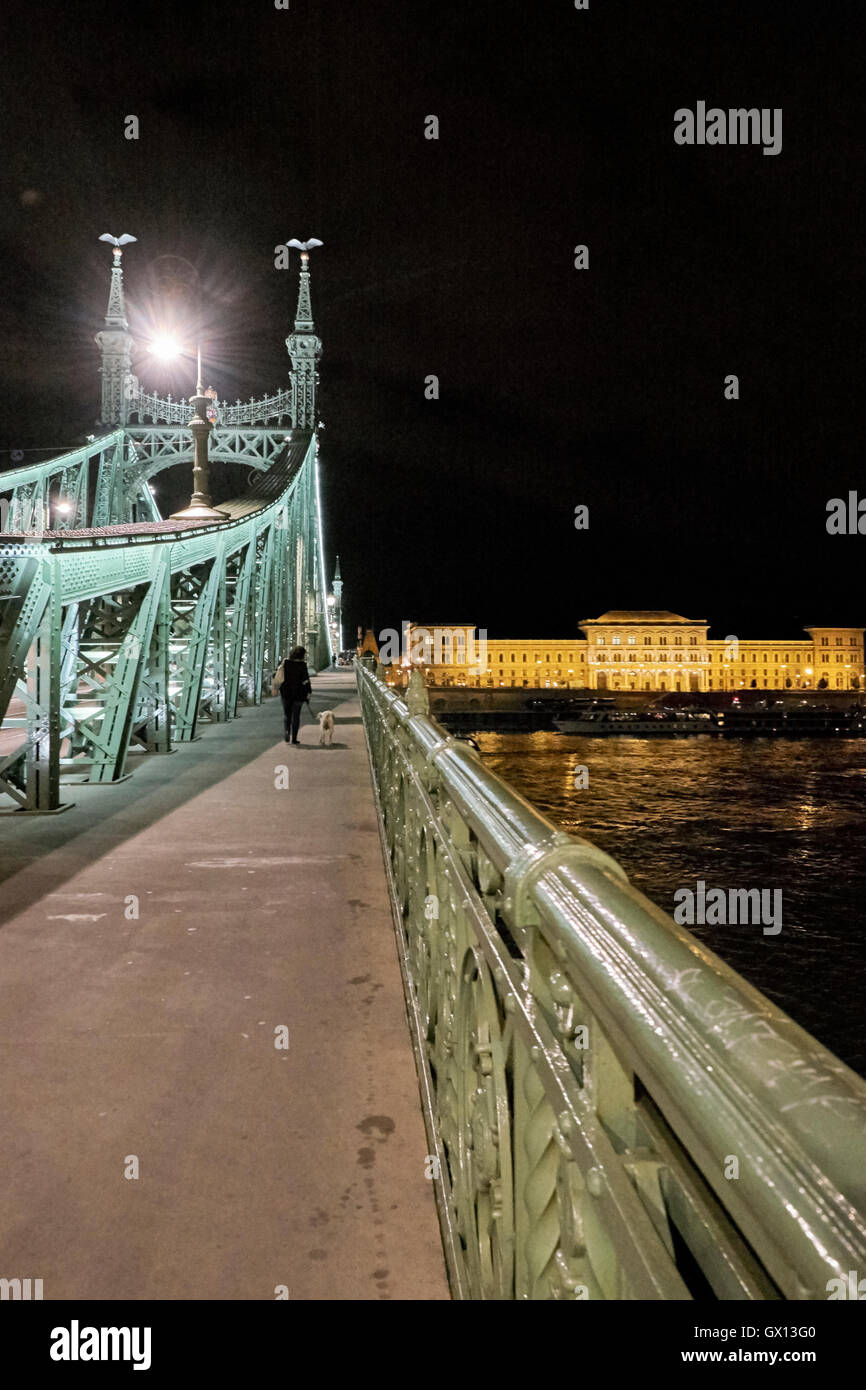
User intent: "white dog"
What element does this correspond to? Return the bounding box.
[317,710,335,746]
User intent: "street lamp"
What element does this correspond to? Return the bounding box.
[170,345,228,523]
[150,335,182,361]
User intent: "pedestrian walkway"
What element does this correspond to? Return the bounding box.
[0,670,449,1300]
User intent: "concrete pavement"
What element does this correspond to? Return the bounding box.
[0,669,449,1300]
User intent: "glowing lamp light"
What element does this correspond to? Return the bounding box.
[55,501,72,515]
[150,336,182,361]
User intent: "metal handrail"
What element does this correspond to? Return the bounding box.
[357,658,866,1300]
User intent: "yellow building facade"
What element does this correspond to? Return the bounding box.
[406,612,866,693]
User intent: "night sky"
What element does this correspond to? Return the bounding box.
[0,1,863,643]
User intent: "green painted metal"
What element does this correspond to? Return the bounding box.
[357,659,866,1301]
[86,553,170,783]
[224,538,256,714]
[0,244,334,811]
[172,553,223,742]
[0,547,51,808]
[25,565,62,811]
[1,429,330,810]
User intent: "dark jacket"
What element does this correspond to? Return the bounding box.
[279,658,311,703]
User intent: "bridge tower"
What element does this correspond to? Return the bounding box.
[331,555,343,653]
[286,250,322,429]
[94,242,137,428]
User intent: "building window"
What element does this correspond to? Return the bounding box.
[821,637,829,646]
[659,637,667,646]
[836,637,844,646]
[612,636,621,646]
[689,636,697,646]
[597,637,605,646]
[643,636,651,646]
[674,636,682,646]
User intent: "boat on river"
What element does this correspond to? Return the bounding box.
[553,702,866,737]
[553,708,717,735]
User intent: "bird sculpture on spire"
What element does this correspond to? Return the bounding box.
[99,233,137,247]
[286,238,323,252]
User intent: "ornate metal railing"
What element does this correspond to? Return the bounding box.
[357,658,866,1301]
[128,388,294,427]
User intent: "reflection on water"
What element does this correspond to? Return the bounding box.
[475,732,866,1078]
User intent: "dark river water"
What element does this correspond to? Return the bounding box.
[475,733,866,1078]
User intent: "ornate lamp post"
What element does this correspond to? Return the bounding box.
[171,347,228,522]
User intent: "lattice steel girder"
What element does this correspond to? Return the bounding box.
[54,459,89,530]
[0,431,127,533]
[86,553,171,783]
[2,430,328,806]
[0,554,62,810]
[139,562,171,753]
[266,509,288,675]
[224,538,256,714]
[0,547,51,729]
[172,552,223,742]
[125,426,288,479]
[206,560,228,724]
[241,523,276,705]
[25,576,62,809]
[91,436,129,527]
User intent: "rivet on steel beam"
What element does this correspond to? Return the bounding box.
[530,1045,541,1062]
[586,1167,604,1197]
[558,1111,572,1134]
[504,996,517,1013]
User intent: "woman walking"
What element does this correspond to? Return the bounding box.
[272,645,312,744]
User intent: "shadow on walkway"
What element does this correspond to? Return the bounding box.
[0,677,358,928]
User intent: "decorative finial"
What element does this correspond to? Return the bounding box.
[99,232,137,260]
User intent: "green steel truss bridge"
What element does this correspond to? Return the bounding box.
[0,241,333,812]
[2,241,865,1306]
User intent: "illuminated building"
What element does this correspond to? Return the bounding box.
[406,613,866,693]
